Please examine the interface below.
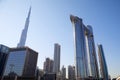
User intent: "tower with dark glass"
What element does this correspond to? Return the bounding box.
[0,44,9,77]
[3,47,38,77]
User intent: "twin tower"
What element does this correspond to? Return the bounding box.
[70,15,99,80]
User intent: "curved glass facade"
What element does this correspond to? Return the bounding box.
[85,26,99,78]
[70,15,87,79]
[98,44,108,80]
[70,15,99,79]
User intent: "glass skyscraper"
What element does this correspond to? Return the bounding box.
[4,47,38,77]
[85,25,99,78]
[98,44,108,80]
[70,15,88,79]
[70,15,99,80]
[0,44,9,77]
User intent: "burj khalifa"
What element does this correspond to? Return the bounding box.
[17,7,31,47]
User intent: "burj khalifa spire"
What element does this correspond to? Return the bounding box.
[17,7,31,47]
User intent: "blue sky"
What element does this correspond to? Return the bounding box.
[0,0,120,78]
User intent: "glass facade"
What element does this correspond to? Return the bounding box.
[70,15,99,79]
[70,15,87,79]
[0,45,9,53]
[85,25,99,78]
[4,50,26,76]
[98,44,108,80]
[0,44,9,76]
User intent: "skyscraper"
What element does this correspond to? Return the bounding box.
[0,44,9,77]
[70,15,99,80]
[43,58,53,73]
[3,47,38,77]
[85,25,99,78]
[50,59,54,73]
[70,15,88,79]
[68,65,75,80]
[17,7,31,47]
[98,44,109,80]
[53,43,61,74]
[61,66,66,80]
